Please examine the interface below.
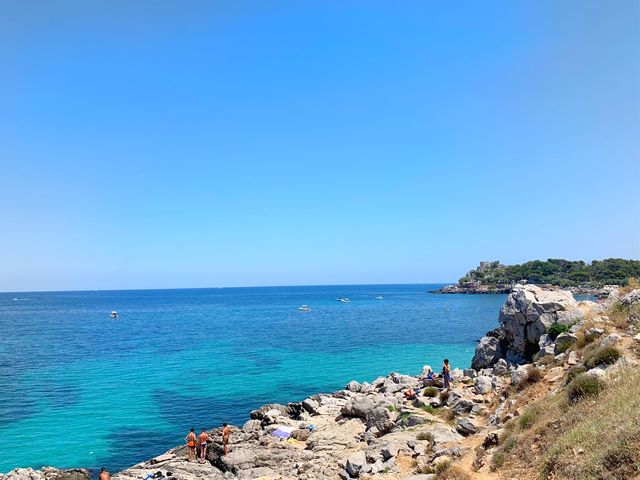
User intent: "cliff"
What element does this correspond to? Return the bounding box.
[2,286,639,480]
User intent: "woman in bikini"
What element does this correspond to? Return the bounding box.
[184,428,197,462]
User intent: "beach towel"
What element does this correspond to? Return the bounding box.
[271,425,295,439]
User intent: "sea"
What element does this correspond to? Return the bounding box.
[0,284,507,473]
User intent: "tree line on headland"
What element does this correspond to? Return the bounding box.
[458,258,640,288]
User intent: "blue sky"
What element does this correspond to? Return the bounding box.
[0,1,638,291]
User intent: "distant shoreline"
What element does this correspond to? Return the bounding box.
[430,283,609,298]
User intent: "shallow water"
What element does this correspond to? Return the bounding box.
[0,284,506,472]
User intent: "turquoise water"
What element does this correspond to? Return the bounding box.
[0,285,505,473]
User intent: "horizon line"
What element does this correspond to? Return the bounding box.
[0,281,453,295]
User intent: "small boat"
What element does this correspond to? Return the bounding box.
[110,311,119,318]
[337,297,351,303]
[375,295,384,300]
[298,305,311,312]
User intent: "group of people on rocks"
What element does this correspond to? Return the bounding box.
[184,424,231,463]
[403,358,452,400]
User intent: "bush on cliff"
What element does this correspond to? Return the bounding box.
[567,374,605,402]
[583,345,621,369]
[423,386,439,397]
[548,322,571,340]
[565,365,587,385]
[519,404,542,430]
[526,365,543,383]
[434,459,471,480]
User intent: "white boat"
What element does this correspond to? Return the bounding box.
[298,305,311,312]
[110,311,119,318]
[375,296,384,300]
[337,297,351,303]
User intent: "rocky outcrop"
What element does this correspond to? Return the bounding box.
[0,469,89,480]
[99,365,498,480]
[621,289,640,307]
[470,336,504,370]
[471,284,588,367]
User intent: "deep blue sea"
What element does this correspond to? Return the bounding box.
[0,284,506,473]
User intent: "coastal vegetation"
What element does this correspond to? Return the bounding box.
[458,258,640,287]
[486,282,640,480]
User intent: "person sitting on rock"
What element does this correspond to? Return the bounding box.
[185,428,197,462]
[198,428,209,464]
[419,368,434,387]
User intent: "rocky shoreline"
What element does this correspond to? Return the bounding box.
[3,285,639,480]
[431,283,612,298]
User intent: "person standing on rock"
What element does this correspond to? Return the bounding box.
[185,427,197,462]
[198,428,209,463]
[442,358,452,390]
[99,467,110,480]
[222,423,231,455]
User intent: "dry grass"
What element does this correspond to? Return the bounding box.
[606,280,640,328]
[542,366,640,479]
[494,366,640,480]
[434,460,472,480]
[519,403,543,430]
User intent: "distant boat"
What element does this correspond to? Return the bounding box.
[337,297,351,303]
[110,311,119,318]
[375,296,384,300]
[298,305,311,312]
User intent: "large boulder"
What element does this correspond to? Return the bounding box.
[554,333,578,353]
[473,376,493,394]
[621,289,640,307]
[341,397,375,418]
[365,407,395,436]
[471,336,504,370]
[498,285,580,363]
[345,450,367,477]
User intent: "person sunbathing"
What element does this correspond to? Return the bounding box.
[403,387,418,400]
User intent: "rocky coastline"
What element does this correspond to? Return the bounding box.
[431,283,612,298]
[3,285,639,480]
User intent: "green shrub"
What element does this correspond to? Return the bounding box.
[519,404,542,430]
[565,365,587,385]
[417,431,434,442]
[567,373,605,402]
[423,386,439,397]
[386,404,396,412]
[548,322,571,340]
[583,345,621,369]
[420,404,437,414]
[491,451,506,470]
[502,434,517,453]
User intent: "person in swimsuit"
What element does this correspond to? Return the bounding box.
[442,358,451,390]
[185,427,197,462]
[198,428,209,463]
[222,423,231,455]
[99,467,110,480]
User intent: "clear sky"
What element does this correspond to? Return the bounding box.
[0,1,639,292]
